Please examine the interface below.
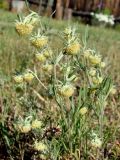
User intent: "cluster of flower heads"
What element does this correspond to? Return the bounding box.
[15,116,42,133]
[14,11,117,99]
[13,71,34,83]
[30,30,53,74]
[14,12,117,155]
[14,11,54,82]
[55,27,80,98]
[84,49,106,85]
[15,116,47,157]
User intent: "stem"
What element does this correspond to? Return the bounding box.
[35,74,47,90]
[53,63,68,127]
[29,70,47,90]
[99,96,105,159]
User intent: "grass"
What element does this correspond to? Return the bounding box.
[0,9,120,160]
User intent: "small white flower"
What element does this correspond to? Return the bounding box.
[93,13,114,26]
[91,132,102,148]
[91,137,102,148]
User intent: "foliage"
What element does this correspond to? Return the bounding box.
[0,0,9,10]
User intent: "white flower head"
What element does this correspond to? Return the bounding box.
[91,132,102,148]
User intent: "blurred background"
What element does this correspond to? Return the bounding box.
[0,0,120,25]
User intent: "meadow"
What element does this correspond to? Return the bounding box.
[0,10,120,160]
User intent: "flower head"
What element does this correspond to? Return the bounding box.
[59,84,74,97]
[91,137,102,148]
[63,27,76,40]
[42,64,53,73]
[91,132,102,148]
[35,53,46,62]
[31,36,48,49]
[80,107,88,115]
[65,41,80,55]
[89,54,101,65]
[89,68,97,76]
[92,76,103,85]
[84,50,91,58]
[99,62,106,68]
[39,154,46,160]
[15,22,33,36]
[64,27,72,36]
[15,11,39,36]
[18,123,31,133]
[32,119,42,129]
[43,49,53,58]
[23,72,34,83]
[34,141,47,152]
[13,75,23,83]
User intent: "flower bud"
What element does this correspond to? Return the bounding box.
[100,62,106,68]
[42,64,53,73]
[32,119,42,129]
[92,76,103,85]
[13,75,23,83]
[35,53,46,62]
[59,84,74,97]
[89,68,96,76]
[23,72,34,82]
[80,107,88,115]
[89,55,101,65]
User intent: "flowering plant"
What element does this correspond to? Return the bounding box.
[0,11,117,160]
